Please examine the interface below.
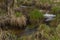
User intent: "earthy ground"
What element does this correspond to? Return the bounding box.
[0,0,60,40]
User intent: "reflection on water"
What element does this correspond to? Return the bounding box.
[5,26,37,37]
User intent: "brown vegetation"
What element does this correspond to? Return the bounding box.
[10,15,27,28]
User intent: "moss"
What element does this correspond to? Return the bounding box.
[15,12,22,17]
[29,9,44,25]
[29,9,44,19]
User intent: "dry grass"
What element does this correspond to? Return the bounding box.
[10,14,27,27]
[0,14,27,30]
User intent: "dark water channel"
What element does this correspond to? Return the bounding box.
[19,27,38,36]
